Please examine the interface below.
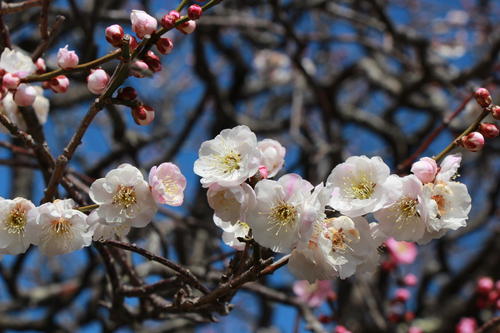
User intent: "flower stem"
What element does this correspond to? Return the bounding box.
[77,204,99,212]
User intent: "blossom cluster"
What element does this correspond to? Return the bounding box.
[0,163,185,256]
[194,125,472,282]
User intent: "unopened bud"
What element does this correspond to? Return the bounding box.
[35,58,46,74]
[57,45,79,69]
[474,88,492,108]
[477,277,494,294]
[48,75,70,93]
[87,69,110,95]
[188,4,203,20]
[129,35,139,52]
[156,37,174,54]
[478,123,499,139]
[169,10,181,20]
[143,51,162,72]
[117,87,137,100]
[393,288,410,302]
[132,105,155,125]
[13,84,37,106]
[131,60,150,78]
[3,73,20,89]
[491,105,500,120]
[461,132,485,152]
[131,9,157,39]
[105,24,124,47]
[177,20,196,34]
[160,13,178,30]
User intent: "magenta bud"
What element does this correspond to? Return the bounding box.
[143,51,162,72]
[105,24,124,47]
[478,123,499,139]
[117,87,137,100]
[474,88,492,108]
[491,105,500,120]
[169,10,180,20]
[188,4,203,20]
[461,132,485,152]
[156,37,173,55]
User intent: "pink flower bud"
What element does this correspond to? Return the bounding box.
[160,13,178,30]
[143,51,162,72]
[478,122,499,138]
[461,132,484,152]
[455,317,476,333]
[491,105,500,120]
[48,75,69,93]
[410,157,438,183]
[477,277,494,294]
[408,327,423,333]
[3,72,20,89]
[130,10,157,39]
[188,4,203,20]
[394,288,411,302]
[177,20,196,34]
[132,105,155,125]
[156,37,173,55]
[474,88,492,108]
[258,166,269,179]
[57,45,79,69]
[169,10,181,20]
[117,87,137,100]
[35,58,46,73]
[403,273,418,286]
[13,84,37,106]
[335,326,352,333]
[129,35,139,52]
[105,24,124,47]
[87,69,110,95]
[131,60,150,78]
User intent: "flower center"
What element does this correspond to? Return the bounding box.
[326,227,359,252]
[5,204,27,234]
[162,177,180,195]
[50,218,72,235]
[113,185,137,209]
[431,194,446,216]
[219,151,241,174]
[344,175,376,200]
[267,201,297,234]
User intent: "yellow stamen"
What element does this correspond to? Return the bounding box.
[5,204,27,234]
[113,185,137,209]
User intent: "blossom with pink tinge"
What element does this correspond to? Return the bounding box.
[13,84,37,106]
[48,75,69,93]
[257,138,286,178]
[35,58,46,73]
[293,280,335,307]
[403,273,418,286]
[394,288,411,302]
[105,24,124,47]
[461,132,484,152]
[177,20,196,34]
[477,277,494,294]
[411,157,438,184]
[87,69,110,95]
[57,45,79,69]
[455,317,476,333]
[148,162,186,206]
[130,10,157,39]
[3,72,20,89]
[385,238,417,264]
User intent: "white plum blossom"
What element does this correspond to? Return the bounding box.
[194,125,261,187]
[207,183,256,227]
[326,155,401,217]
[148,162,186,206]
[220,222,250,251]
[87,211,131,241]
[0,48,36,77]
[89,163,157,228]
[0,87,49,133]
[288,216,380,282]
[374,175,437,242]
[246,173,313,253]
[27,199,92,256]
[0,197,36,254]
[257,139,286,178]
[435,153,461,182]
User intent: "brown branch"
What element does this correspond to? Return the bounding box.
[31,14,65,61]
[0,0,43,15]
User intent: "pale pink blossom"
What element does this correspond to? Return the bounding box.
[177,20,196,34]
[455,317,476,333]
[130,10,157,39]
[257,139,286,178]
[436,154,461,182]
[3,72,20,89]
[293,280,335,307]
[385,238,417,264]
[57,45,79,69]
[148,162,186,206]
[87,69,109,95]
[35,58,46,73]
[411,157,438,183]
[13,84,37,106]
